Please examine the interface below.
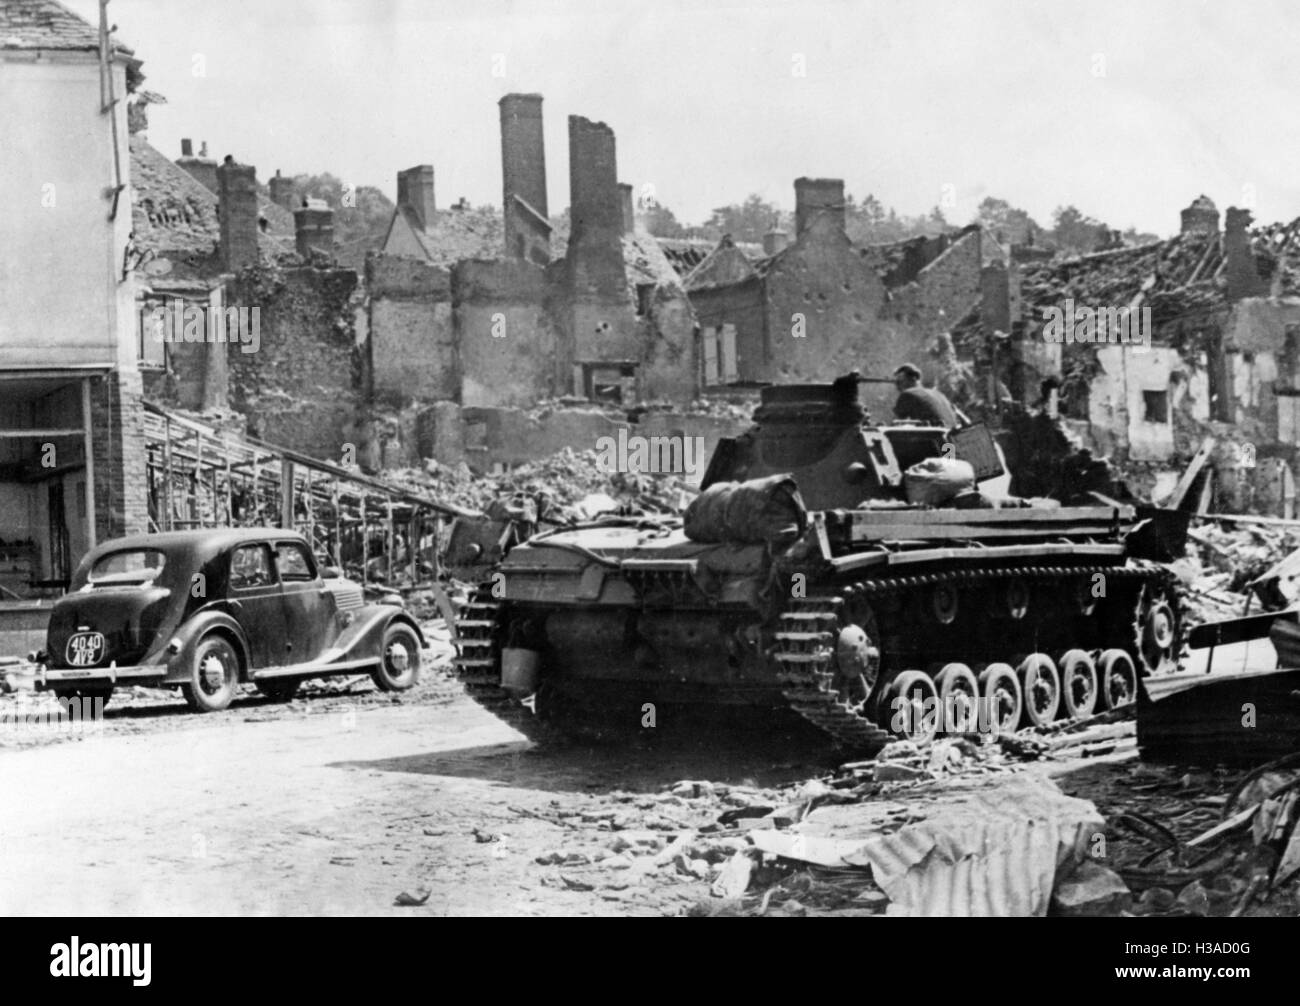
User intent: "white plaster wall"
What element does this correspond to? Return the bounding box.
[0,54,134,369]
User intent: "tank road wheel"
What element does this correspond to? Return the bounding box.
[885,671,939,745]
[1134,585,1182,677]
[182,634,240,712]
[372,622,422,692]
[1017,653,1060,727]
[1057,649,1099,720]
[977,662,1022,734]
[1098,649,1138,710]
[933,662,979,733]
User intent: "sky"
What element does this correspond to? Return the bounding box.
[66,0,1300,236]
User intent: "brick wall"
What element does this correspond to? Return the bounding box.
[91,367,150,541]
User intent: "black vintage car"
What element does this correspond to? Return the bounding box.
[33,529,424,712]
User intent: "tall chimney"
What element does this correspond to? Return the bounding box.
[794,177,845,235]
[762,228,789,256]
[177,138,218,194]
[396,165,436,231]
[499,93,550,263]
[217,159,260,271]
[1224,207,1266,300]
[269,169,295,211]
[1181,194,1220,237]
[566,115,626,297]
[294,197,335,259]
[619,183,635,235]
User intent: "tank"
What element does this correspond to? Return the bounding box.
[453,374,1187,751]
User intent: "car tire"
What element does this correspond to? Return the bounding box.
[258,678,299,702]
[371,622,421,692]
[182,635,240,712]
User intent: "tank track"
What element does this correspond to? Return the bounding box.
[772,560,1182,751]
[451,591,553,743]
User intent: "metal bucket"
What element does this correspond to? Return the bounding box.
[500,647,541,696]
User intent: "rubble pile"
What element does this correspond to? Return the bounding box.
[388,448,696,516]
[1062,753,1300,917]
[1176,517,1300,623]
[522,737,1115,917]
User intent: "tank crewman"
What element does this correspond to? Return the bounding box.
[892,363,960,428]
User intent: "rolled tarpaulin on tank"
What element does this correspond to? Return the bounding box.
[903,457,976,506]
[684,473,808,544]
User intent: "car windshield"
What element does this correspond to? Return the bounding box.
[89,549,167,586]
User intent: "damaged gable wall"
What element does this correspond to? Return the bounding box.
[227,265,362,462]
[366,254,458,405]
[454,257,558,407]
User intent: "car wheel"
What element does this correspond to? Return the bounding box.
[258,678,299,702]
[371,622,421,692]
[182,635,240,712]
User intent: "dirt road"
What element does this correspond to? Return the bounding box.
[0,642,831,917]
[3,634,1292,917]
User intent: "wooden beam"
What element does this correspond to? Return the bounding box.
[0,427,85,438]
[81,380,95,549]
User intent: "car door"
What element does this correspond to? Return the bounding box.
[273,539,335,663]
[226,542,287,669]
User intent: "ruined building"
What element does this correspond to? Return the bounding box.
[956,195,1300,513]
[684,178,985,421]
[362,95,703,472]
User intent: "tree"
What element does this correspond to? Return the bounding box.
[974,196,1041,246]
[1050,205,1111,255]
[700,194,789,244]
[642,202,687,238]
[275,173,394,250]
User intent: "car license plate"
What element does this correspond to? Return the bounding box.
[66,632,105,667]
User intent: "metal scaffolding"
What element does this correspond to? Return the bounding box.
[142,402,478,587]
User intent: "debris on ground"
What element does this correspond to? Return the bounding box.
[1059,752,1300,916]
[386,447,695,517]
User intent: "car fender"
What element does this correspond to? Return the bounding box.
[149,609,251,685]
[332,604,426,664]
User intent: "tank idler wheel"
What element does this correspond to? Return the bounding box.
[933,662,979,733]
[1097,649,1138,709]
[885,670,939,745]
[1017,653,1061,728]
[977,662,1022,734]
[1136,587,1180,676]
[1057,648,1099,720]
[834,622,880,709]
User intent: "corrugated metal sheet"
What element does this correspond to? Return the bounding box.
[750,774,1103,917]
